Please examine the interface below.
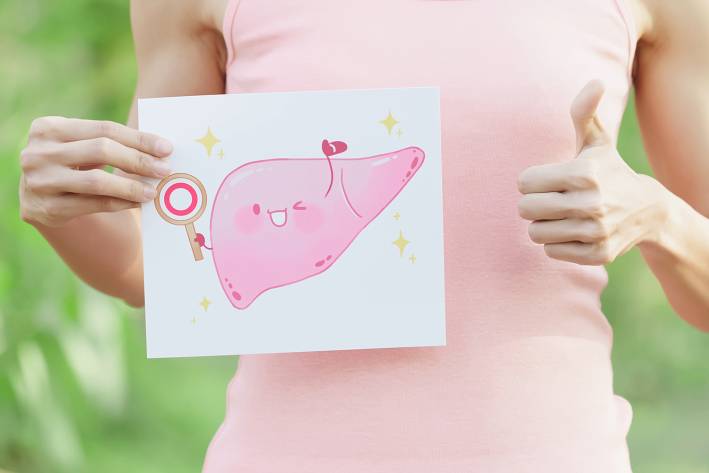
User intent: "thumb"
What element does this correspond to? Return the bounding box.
[571,80,611,153]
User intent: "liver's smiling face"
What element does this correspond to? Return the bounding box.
[226,161,333,240]
[233,198,325,235]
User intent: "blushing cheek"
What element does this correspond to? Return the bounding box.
[234,205,263,234]
[294,205,324,233]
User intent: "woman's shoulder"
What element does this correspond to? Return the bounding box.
[130,0,228,36]
[130,0,230,97]
[630,0,709,44]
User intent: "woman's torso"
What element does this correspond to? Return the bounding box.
[204,1,638,471]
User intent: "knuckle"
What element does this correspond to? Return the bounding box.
[20,143,63,169]
[19,148,36,170]
[84,169,106,194]
[134,151,150,174]
[587,220,610,242]
[29,116,58,137]
[23,175,39,192]
[138,131,148,150]
[591,242,613,265]
[128,181,144,200]
[137,131,157,152]
[43,199,62,221]
[573,160,600,189]
[40,143,64,162]
[580,191,605,217]
[93,137,113,159]
[576,174,599,190]
[98,120,118,138]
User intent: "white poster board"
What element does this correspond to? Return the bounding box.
[139,87,445,358]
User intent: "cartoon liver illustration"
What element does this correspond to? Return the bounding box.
[209,143,425,309]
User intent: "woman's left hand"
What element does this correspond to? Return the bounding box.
[517,80,670,265]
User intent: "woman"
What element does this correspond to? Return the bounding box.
[18,0,709,471]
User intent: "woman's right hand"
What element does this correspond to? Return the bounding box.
[19,116,173,227]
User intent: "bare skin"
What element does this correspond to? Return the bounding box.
[18,0,709,329]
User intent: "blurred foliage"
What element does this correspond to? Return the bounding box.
[0,0,707,472]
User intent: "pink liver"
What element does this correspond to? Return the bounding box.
[209,146,425,309]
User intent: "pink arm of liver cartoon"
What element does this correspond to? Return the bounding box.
[196,141,425,310]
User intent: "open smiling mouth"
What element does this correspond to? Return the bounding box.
[267,208,288,227]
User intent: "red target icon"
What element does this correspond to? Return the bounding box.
[154,173,207,261]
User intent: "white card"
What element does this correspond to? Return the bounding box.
[139,87,445,358]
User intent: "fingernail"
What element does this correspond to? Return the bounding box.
[153,160,171,177]
[156,139,173,156]
[144,186,157,200]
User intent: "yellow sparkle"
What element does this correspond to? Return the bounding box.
[393,212,401,221]
[217,149,225,159]
[397,128,404,137]
[409,254,417,264]
[199,297,211,312]
[191,316,197,325]
[195,127,221,157]
[392,230,410,257]
[379,111,399,135]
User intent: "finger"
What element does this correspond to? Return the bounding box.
[57,138,171,178]
[33,117,172,157]
[570,80,611,152]
[543,241,613,266]
[62,168,157,202]
[45,195,139,221]
[517,192,573,221]
[517,160,596,194]
[528,218,608,244]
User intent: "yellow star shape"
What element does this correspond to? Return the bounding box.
[191,316,197,325]
[397,128,404,138]
[379,111,399,135]
[409,254,417,264]
[195,127,221,157]
[392,230,410,257]
[393,211,401,221]
[217,149,225,159]
[199,297,211,312]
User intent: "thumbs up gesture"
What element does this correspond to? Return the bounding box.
[517,80,667,265]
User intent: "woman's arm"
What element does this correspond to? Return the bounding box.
[516,0,709,331]
[21,0,226,307]
[632,0,709,329]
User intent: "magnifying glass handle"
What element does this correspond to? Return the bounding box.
[185,223,204,261]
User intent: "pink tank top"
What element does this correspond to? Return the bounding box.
[204,1,638,471]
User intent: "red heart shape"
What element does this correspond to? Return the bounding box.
[321,139,348,157]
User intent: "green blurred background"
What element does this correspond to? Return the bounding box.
[0,1,707,472]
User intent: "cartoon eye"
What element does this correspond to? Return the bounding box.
[252,203,261,215]
[293,201,307,211]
